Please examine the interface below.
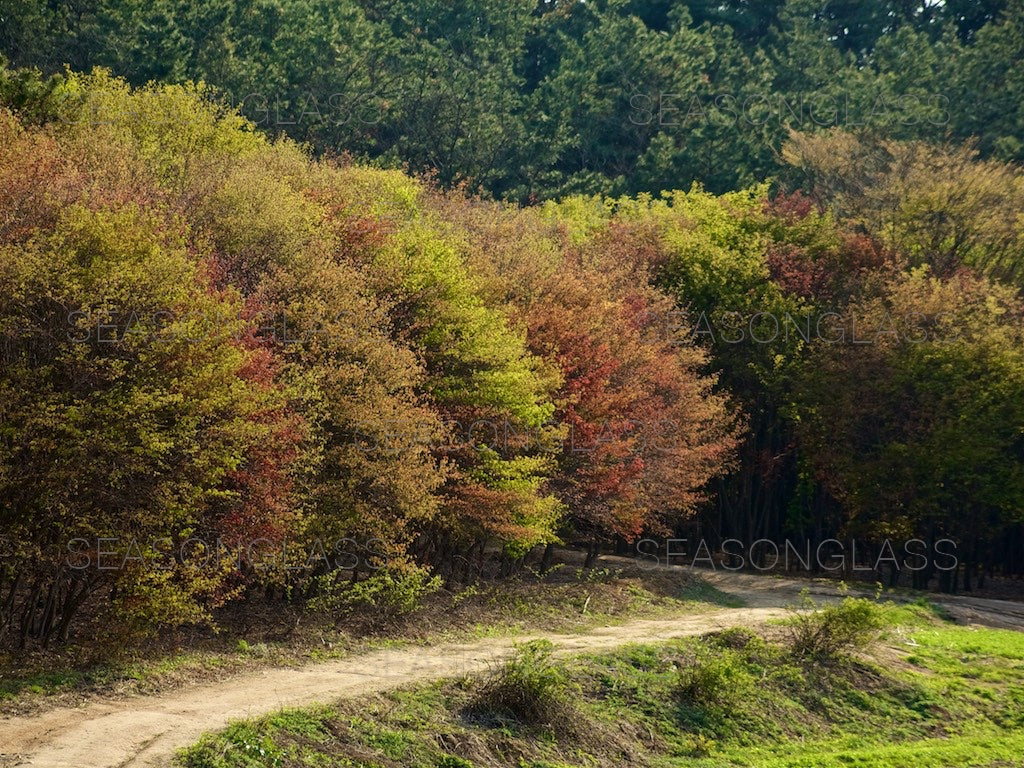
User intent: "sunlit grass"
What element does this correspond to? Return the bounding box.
[178,607,1024,768]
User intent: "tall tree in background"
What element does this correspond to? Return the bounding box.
[3,0,1017,202]
[951,0,1024,163]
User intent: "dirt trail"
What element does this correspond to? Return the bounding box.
[1,569,1021,768]
[696,569,1024,630]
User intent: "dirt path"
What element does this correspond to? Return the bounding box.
[696,569,1024,630]
[2,569,1021,768]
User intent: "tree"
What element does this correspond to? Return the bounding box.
[950,0,1024,163]
[448,193,739,554]
[520,1,775,200]
[359,179,564,558]
[782,130,1024,284]
[793,269,1024,590]
[3,0,1019,202]
[189,147,447,577]
[0,188,301,645]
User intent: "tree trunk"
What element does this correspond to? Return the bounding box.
[540,542,556,574]
[583,539,600,569]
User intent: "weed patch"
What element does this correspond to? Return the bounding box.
[465,640,577,734]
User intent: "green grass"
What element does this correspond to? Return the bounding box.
[699,731,1024,767]
[177,603,1024,768]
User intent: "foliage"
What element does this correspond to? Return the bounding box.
[307,567,441,621]
[0,74,745,648]
[677,649,750,706]
[442,193,739,547]
[791,270,1024,568]
[784,590,886,660]
[3,55,1024,650]
[0,196,302,644]
[782,130,1024,283]
[1,0,1019,201]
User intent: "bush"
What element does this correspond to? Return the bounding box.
[677,651,750,707]
[785,591,886,660]
[468,640,575,731]
[686,733,718,757]
[308,567,441,624]
[707,627,757,651]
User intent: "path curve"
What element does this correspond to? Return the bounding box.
[1,607,785,768]
[2,569,1023,768]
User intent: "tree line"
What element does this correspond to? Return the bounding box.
[0,0,1021,201]
[1,72,738,647]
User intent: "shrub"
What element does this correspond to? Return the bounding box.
[468,640,575,731]
[707,627,757,651]
[308,566,441,624]
[785,591,886,660]
[676,651,750,707]
[686,733,718,757]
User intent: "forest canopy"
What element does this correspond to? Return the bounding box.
[1,0,1021,201]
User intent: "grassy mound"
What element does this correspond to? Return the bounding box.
[178,602,1024,768]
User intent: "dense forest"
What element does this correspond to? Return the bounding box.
[2,0,1022,200]
[1,1,1024,649]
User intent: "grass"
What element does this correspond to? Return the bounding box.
[176,602,1024,768]
[0,561,734,713]
[466,640,578,732]
[0,630,357,715]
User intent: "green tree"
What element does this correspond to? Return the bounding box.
[950,0,1024,163]
[793,269,1024,590]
